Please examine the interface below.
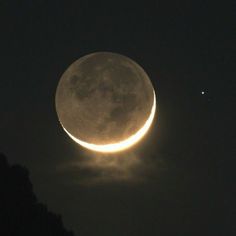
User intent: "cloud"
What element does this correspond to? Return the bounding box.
[56,148,161,185]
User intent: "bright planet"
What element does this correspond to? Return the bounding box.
[55,52,156,153]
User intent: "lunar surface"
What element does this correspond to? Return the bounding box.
[55,52,156,152]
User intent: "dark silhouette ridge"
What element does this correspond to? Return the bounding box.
[0,153,75,236]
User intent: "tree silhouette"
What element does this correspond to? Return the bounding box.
[0,153,75,236]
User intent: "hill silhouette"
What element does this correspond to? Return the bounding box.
[0,153,75,236]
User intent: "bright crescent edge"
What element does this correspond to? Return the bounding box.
[61,90,156,153]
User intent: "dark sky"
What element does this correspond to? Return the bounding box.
[1,1,235,236]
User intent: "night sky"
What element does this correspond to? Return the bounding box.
[1,1,235,236]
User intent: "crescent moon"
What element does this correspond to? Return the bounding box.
[61,91,156,153]
[55,52,156,153]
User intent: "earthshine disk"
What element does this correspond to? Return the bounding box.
[55,52,156,153]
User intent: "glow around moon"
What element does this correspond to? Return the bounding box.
[61,91,156,153]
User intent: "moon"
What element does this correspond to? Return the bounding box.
[55,52,156,153]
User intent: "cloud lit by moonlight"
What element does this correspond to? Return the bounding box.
[57,150,157,185]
